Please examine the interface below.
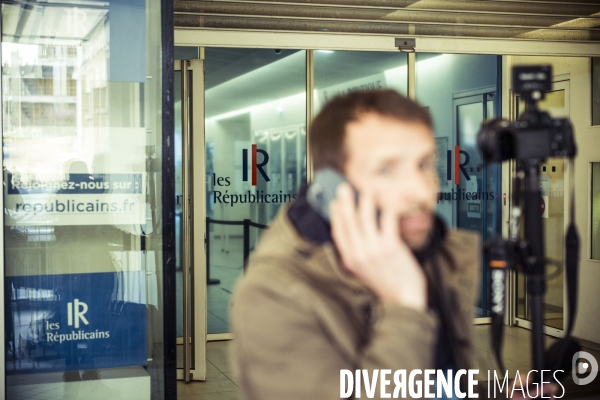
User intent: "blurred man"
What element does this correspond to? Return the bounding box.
[231,90,548,399]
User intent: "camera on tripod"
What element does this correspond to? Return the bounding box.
[476,65,580,383]
[478,65,576,164]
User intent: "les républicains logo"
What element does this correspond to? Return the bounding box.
[45,298,110,343]
[437,145,497,203]
[210,145,297,206]
[242,144,270,186]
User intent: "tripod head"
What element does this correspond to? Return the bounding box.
[477,65,576,165]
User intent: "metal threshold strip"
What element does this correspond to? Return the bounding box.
[183,0,600,20]
[174,11,600,31]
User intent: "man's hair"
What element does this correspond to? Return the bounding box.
[309,90,432,172]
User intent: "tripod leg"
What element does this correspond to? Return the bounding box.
[524,165,546,379]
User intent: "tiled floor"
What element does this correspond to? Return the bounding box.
[177,326,600,399]
[177,341,240,400]
[206,233,247,334]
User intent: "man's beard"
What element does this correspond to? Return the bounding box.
[400,211,434,251]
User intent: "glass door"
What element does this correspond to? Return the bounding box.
[2,0,171,397]
[175,60,207,381]
[514,79,570,336]
[454,91,499,319]
[204,48,307,337]
[415,53,502,322]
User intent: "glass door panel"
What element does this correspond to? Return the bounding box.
[2,0,169,396]
[204,49,307,335]
[454,94,498,318]
[415,53,501,321]
[456,101,485,231]
[515,81,569,331]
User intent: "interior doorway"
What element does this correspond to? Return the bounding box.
[174,41,600,384]
[513,77,571,337]
[174,47,505,381]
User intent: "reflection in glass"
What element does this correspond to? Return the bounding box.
[416,53,501,318]
[204,49,307,334]
[314,51,408,114]
[2,0,165,397]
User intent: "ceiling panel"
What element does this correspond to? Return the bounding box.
[175,0,600,42]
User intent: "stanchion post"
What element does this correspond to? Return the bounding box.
[206,217,220,285]
[243,219,251,271]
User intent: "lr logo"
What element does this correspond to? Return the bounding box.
[67,298,89,329]
[242,144,270,186]
[446,145,471,184]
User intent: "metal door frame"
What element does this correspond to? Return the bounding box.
[0,31,5,396]
[452,86,498,324]
[511,78,571,339]
[172,29,599,357]
[175,30,600,57]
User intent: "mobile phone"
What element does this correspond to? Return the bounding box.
[307,168,358,222]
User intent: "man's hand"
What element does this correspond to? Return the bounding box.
[330,183,427,311]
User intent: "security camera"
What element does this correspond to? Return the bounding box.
[395,38,415,52]
[274,49,282,54]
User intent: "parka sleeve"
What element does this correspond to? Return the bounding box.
[230,274,442,400]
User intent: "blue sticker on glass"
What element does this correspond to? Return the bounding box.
[5,272,147,373]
